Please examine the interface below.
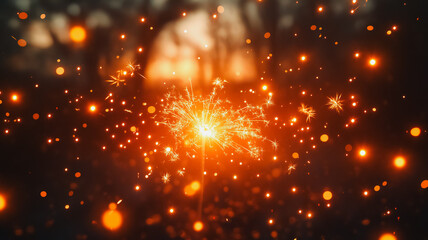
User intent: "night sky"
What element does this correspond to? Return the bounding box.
[0,0,427,239]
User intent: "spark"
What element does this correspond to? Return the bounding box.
[288,164,296,174]
[106,73,126,87]
[162,173,171,183]
[327,94,344,113]
[298,103,316,122]
[177,169,185,176]
[164,147,179,162]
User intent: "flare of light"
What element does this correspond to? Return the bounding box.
[359,149,367,157]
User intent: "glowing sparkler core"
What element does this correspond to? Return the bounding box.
[198,123,215,138]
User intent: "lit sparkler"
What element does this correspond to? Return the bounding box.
[159,79,273,219]
[159,79,272,159]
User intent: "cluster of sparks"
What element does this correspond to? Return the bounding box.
[0,1,426,239]
[159,79,273,160]
[106,63,143,86]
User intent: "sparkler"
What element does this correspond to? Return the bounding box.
[159,78,273,218]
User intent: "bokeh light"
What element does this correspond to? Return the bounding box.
[379,233,396,240]
[102,208,123,231]
[56,67,65,75]
[0,194,6,211]
[193,221,203,231]
[323,191,333,201]
[359,149,367,157]
[394,156,406,168]
[421,180,428,189]
[410,127,421,137]
[70,26,86,43]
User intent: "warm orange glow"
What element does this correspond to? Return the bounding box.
[367,25,374,31]
[56,67,65,75]
[262,85,268,91]
[217,5,225,13]
[264,32,271,39]
[421,180,428,189]
[300,55,306,61]
[11,94,19,102]
[318,6,323,12]
[184,181,201,196]
[379,233,396,240]
[108,202,117,210]
[410,127,421,137]
[191,181,200,191]
[359,149,367,157]
[70,26,86,42]
[193,221,203,231]
[102,209,123,230]
[394,156,406,168]
[369,58,377,66]
[89,105,97,112]
[18,12,28,19]
[40,191,47,197]
[292,152,299,159]
[323,191,333,201]
[147,106,156,114]
[320,134,329,142]
[17,39,27,47]
[0,195,6,211]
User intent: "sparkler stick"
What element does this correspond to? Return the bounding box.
[198,133,206,219]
